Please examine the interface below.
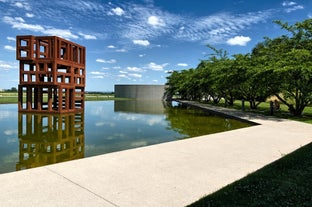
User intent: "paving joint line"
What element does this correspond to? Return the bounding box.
[44,167,120,207]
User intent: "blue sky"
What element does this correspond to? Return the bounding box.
[0,0,311,92]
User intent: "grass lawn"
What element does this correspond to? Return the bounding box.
[0,92,118,103]
[187,142,312,207]
[0,92,19,104]
[230,100,312,124]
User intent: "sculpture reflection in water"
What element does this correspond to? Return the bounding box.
[16,112,85,170]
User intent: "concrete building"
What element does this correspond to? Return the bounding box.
[114,84,166,100]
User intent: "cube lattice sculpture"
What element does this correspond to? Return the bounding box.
[16,35,86,113]
[16,112,85,170]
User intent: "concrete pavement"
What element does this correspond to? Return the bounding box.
[0,101,312,206]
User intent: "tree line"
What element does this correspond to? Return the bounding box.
[165,18,312,116]
[1,87,18,92]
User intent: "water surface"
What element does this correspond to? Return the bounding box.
[0,100,252,174]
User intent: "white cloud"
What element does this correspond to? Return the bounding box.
[177,63,188,67]
[4,45,15,51]
[282,1,297,6]
[119,2,272,43]
[85,34,97,40]
[44,28,79,39]
[128,73,142,78]
[25,13,34,18]
[13,2,31,10]
[12,1,272,46]
[130,141,148,147]
[2,1,275,48]
[4,129,17,136]
[2,152,18,164]
[127,67,143,72]
[95,122,115,127]
[96,59,105,63]
[116,49,127,52]
[14,2,23,8]
[285,5,304,13]
[90,71,106,75]
[282,1,304,13]
[95,122,105,126]
[0,61,14,70]
[3,16,79,39]
[146,62,169,71]
[14,17,25,22]
[110,7,125,16]
[118,74,128,78]
[139,54,146,57]
[226,36,251,46]
[6,36,15,41]
[90,71,107,79]
[0,60,18,71]
[0,64,13,69]
[122,4,179,40]
[92,76,105,79]
[96,59,116,64]
[78,32,97,40]
[107,45,126,52]
[6,137,17,143]
[117,72,143,80]
[175,11,271,43]
[148,16,165,27]
[133,39,150,46]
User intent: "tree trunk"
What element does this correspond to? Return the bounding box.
[249,100,257,109]
[275,93,305,116]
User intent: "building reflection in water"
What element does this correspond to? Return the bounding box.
[114,100,166,114]
[16,112,85,171]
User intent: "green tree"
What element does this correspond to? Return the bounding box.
[212,58,242,106]
[183,69,202,101]
[165,18,312,116]
[259,19,312,115]
[196,59,221,103]
[231,53,273,109]
[165,70,188,99]
[165,69,201,100]
[197,46,233,104]
[4,87,18,92]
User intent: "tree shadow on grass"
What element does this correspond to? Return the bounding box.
[187,142,312,207]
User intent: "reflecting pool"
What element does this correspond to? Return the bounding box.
[0,100,252,174]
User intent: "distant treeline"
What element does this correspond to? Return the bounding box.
[1,87,18,92]
[0,89,114,95]
[86,91,114,95]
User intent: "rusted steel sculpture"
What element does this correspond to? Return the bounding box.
[17,112,84,170]
[16,35,86,113]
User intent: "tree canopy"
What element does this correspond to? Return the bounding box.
[165,18,312,116]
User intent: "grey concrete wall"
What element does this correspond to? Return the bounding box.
[114,85,165,100]
[114,100,165,114]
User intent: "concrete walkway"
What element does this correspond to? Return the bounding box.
[1,101,312,207]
